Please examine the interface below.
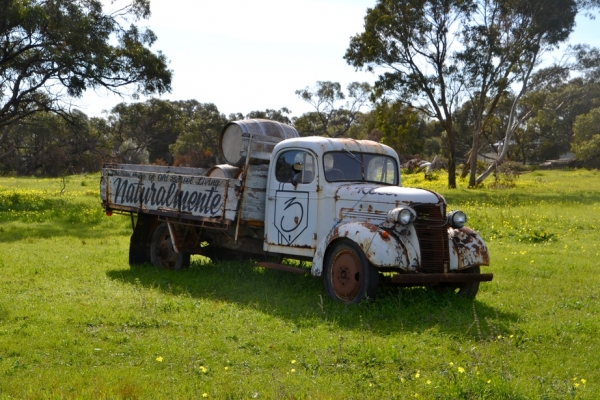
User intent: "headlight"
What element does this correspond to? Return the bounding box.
[398,209,414,225]
[386,207,416,226]
[448,210,467,229]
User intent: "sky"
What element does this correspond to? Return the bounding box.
[76,0,600,119]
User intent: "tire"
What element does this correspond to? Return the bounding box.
[456,266,480,299]
[150,223,190,270]
[128,213,155,266]
[432,266,480,299]
[323,239,379,304]
[203,246,244,263]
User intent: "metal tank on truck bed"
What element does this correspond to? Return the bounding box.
[100,119,492,304]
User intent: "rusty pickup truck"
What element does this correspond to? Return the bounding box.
[100,119,491,303]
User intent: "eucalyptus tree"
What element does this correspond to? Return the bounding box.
[375,101,428,158]
[524,46,600,162]
[246,108,292,124]
[464,0,578,185]
[0,0,172,130]
[345,0,598,187]
[0,110,105,175]
[572,107,600,167]
[105,99,182,164]
[345,0,473,187]
[294,81,371,138]
[169,101,229,167]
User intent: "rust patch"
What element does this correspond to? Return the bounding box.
[365,223,379,233]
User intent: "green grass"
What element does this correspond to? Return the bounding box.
[0,171,598,398]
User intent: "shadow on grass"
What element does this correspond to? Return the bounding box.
[106,260,519,340]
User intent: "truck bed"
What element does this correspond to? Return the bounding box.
[100,164,269,225]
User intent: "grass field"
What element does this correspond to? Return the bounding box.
[0,170,598,399]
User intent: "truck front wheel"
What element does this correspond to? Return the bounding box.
[150,223,190,270]
[431,266,480,299]
[323,239,378,304]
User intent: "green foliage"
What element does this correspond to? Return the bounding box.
[169,101,230,167]
[345,0,587,188]
[246,108,292,124]
[523,49,600,163]
[0,111,106,175]
[375,101,427,157]
[0,171,599,398]
[0,0,172,128]
[571,106,600,166]
[105,99,185,164]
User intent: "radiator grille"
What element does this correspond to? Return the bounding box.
[413,203,449,273]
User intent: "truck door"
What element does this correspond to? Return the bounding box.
[265,148,318,256]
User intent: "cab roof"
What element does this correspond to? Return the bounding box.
[274,136,399,160]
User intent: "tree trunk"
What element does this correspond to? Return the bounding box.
[468,132,480,187]
[446,126,457,188]
[460,150,472,179]
[475,50,538,185]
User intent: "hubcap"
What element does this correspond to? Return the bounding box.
[331,250,361,299]
[157,233,177,269]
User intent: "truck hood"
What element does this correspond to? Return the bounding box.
[327,184,445,226]
[333,184,444,207]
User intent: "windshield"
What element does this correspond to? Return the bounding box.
[323,151,398,185]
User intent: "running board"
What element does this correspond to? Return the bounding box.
[392,273,493,284]
[255,262,310,275]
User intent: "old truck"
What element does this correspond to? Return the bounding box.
[100,119,491,303]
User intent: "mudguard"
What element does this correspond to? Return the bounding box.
[311,222,420,277]
[448,227,490,270]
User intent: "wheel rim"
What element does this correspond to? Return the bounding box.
[156,232,177,269]
[330,249,362,300]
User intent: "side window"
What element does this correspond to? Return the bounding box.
[275,150,316,184]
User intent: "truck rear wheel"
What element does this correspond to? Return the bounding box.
[150,223,190,270]
[323,239,378,304]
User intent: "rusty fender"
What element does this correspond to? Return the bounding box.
[448,227,490,271]
[311,222,419,277]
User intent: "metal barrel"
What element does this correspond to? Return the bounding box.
[219,119,299,167]
[206,164,242,179]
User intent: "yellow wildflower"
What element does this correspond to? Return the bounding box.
[199,366,208,373]
[458,367,465,373]
[156,357,163,362]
